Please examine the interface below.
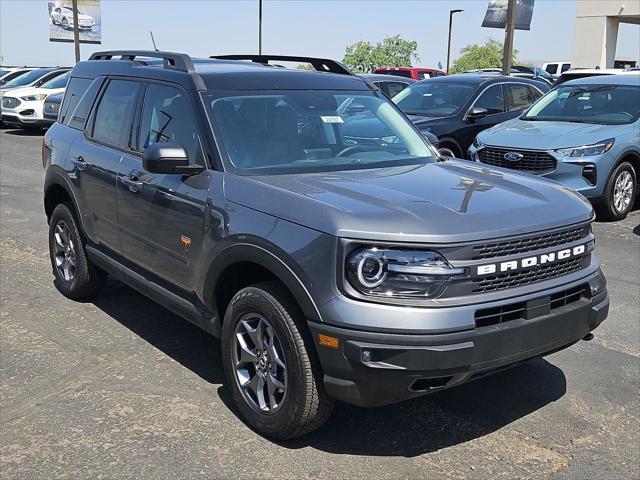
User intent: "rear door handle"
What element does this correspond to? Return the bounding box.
[71,155,87,170]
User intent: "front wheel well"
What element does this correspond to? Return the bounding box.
[44,184,72,222]
[616,153,639,184]
[214,261,285,322]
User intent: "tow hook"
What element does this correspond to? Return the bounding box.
[583,333,594,341]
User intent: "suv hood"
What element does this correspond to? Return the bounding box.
[478,118,622,149]
[225,160,592,243]
[1,86,63,98]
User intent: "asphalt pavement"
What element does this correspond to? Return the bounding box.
[1,127,638,479]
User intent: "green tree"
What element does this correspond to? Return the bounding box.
[450,38,519,73]
[343,35,420,73]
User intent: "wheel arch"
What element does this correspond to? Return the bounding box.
[44,170,82,225]
[436,136,464,158]
[203,242,323,327]
[616,151,640,184]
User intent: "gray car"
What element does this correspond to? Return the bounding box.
[43,51,609,440]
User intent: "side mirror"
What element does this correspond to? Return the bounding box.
[467,107,489,120]
[142,142,203,175]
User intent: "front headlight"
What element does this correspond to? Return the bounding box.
[20,94,47,101]
[556,138,614,157]
[472,136,484,149]
[345,247,466,299]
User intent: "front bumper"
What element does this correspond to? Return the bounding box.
[310,271,608,407]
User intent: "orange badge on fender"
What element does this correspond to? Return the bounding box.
[180,235,191,252]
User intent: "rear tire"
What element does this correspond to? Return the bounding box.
[48,203,107,299]
[597,162,636,221]
[221,281,334,440]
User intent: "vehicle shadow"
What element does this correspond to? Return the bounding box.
[2,127,45,136]
[91,278,567,457]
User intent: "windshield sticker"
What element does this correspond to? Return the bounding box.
[320,115,344,124]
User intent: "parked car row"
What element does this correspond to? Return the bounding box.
[0,66,70,129]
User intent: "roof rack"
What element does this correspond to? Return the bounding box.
[210,55,353,76]
[89,50,195,73]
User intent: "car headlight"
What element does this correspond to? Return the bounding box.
[472,136,484,149]
[556,138,614,157]
[20,94,47,101]
[345,247,466,299]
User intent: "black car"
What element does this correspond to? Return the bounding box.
[359,74,415,99]
[43,92,63,126]
[392,74,549,158]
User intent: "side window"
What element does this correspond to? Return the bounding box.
[545,64,558,75]
[385,82,409,99]
[529,86,543,101]
[505,83,534,111]
[561,63,571,73]
[474,84,505,114]
[60,77,91,125]
[92,79,140,149]
[138,83,201,164]
[66,77,103,130]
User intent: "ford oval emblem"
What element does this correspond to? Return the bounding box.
[504,151,524,161]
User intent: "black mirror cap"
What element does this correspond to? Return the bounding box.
[142,142,202,174]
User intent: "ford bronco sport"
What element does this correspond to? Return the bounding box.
[43,51,609,440]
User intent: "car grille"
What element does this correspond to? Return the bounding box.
[472,225,589,260]
[2,97,20,109]
[479,146,556,173]
[472,255,589,294]
[475,284,588,327]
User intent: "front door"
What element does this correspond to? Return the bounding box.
[116,82,210,293]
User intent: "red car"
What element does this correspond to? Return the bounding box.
[374,67,446,80]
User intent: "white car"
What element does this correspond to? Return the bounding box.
[1,71,70,129]
[50,5,95,30]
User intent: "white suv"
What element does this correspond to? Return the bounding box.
[1,71,69,130]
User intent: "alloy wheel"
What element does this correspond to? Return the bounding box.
[233,313,287,414]
[613,170,633,213]
[53,220,76,282]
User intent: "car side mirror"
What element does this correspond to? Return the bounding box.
[142,142,203,175]
[467,107,489,120]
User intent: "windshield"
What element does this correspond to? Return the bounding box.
[0,69,10,78]
[41,71,69,89]
[522,84,640,125]
[3,69,52,87]
[203,90,434,175]
[393,82,475,117]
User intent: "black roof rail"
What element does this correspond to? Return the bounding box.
[211,55,353,76]
[89,50,196,73]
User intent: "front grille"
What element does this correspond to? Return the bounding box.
[2,97,20,109]
[479,146,556,173]
[473,225,588,260]
[475,284,588,327]
[472,255,589,293]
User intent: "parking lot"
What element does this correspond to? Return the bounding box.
[0,126,638,478]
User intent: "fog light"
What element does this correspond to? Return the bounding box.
[361,350,372,362]
[582,165,597,186]
[589,270,606,296]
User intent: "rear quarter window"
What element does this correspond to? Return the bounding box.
[60,77,92,126]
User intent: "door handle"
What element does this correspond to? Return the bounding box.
[71,155,87,170]
[120,175,145,192]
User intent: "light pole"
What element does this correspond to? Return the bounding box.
[258,0,263,55]
[446,9,463,74]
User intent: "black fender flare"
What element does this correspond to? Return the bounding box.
[44,167,82,223]
[202,241,323,324]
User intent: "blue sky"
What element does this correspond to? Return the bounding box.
[1,0,639,68]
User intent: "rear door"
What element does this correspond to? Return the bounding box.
[69,78,141,253]
[117,81,211,292]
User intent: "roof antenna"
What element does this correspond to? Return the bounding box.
[149,31,159,51]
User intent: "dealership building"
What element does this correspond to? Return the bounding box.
[572,0,640,68]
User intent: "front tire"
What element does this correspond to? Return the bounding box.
[61,17,69,29]
[48,203,107,299]
[598,162,636,221]
[221,282,333,440]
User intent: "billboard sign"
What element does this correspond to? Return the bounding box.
[48,1,101,44]
[482,0,535,31]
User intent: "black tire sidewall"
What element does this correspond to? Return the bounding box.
[604,162,636,220]
[221,287,311,438]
